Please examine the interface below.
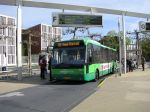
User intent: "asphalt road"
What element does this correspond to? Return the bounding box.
[0,79,104,112]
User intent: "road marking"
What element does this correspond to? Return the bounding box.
[0,92,24,98]
[97,78,105,87]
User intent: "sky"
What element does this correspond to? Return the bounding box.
[0,0,149,40]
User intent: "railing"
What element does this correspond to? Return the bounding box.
[0,66,40,80]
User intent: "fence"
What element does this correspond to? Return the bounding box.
[22,54,39,64]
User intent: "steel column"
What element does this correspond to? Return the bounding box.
[16,0,22,80]
[122,14,126,74]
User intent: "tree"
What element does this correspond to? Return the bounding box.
[63,27,90,39]
[63,27,102,41]
[107,30,118,37]
[140,37,150,61]
[99,30,131,50]
[100,36,119,50]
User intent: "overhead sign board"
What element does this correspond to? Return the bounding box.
[52,13,103,27]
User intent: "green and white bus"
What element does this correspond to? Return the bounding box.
[50,38,118,81]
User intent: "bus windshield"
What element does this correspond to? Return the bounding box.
[52,47,85,65]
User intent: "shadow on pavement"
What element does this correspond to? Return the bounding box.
[0,75,50,85]
[44,73,113,86]
[45,80,87,85]
[0,66,116,86]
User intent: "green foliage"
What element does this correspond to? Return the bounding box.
[99,30,131,50]
[100,36,119,50]
[107,30,118,37]
[140,38,150,61]
[22,43,28,56]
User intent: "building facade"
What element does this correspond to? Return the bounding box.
[0,14,16,67]
[22,24,62,63]
[23,24,62,54]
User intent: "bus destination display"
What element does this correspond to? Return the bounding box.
[55,41,84,48]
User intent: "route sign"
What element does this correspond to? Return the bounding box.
[139,21,150,32]
[52,13,103,27]
[146,22,150,31]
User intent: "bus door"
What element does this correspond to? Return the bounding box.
[86,44,94,75]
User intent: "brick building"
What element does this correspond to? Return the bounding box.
[22,24,62,55]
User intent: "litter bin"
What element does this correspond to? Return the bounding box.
[2,66,7,71]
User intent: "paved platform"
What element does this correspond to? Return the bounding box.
[0,66,50,94]
[70,64,150,112]
[0,63,150,112]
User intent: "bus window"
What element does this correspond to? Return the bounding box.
[53,47,85,65]
[87,44,93,63]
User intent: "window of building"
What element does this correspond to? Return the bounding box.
[48,26,52,33]
[8,46,15,54]
[53,28,56,34]
[0,16,6,26]
[8,38,15,45]
[8,27,13,37]
[42,25,47,33]
[8,55,15,64]
[7,18,15,26]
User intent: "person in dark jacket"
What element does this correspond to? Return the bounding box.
[39,55,47,79]
[48,55,53,81]
[141,56,146,71]
[127,59,132,72]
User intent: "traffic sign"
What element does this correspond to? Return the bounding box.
[139,21,150,32]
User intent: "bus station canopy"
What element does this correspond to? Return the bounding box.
[0,0,150,18]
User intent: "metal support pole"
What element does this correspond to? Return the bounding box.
[122,14,126,74]
[16,0,22,80]
[147,18,149,21]
[118,17,122,76]
[28,34,32,75]
[136,31,138,68]
[90,8,93,14]
[135,31,141,69]
[62,9,64,13]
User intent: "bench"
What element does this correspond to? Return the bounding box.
[0,70,17,79]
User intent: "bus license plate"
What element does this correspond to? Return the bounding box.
[64,77,71,80]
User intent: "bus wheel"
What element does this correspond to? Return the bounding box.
[94,70,99,82]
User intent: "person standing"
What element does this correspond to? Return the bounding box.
[48,55,53,81]
[39,55,47,79]
[126,59,130,72]
[141,56,146,71]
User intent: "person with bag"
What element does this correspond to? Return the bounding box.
[39,55,47,79]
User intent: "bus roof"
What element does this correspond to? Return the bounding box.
[84,38,117,51]
[54,38,117,51]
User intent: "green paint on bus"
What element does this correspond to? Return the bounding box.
[50,38,118,81]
